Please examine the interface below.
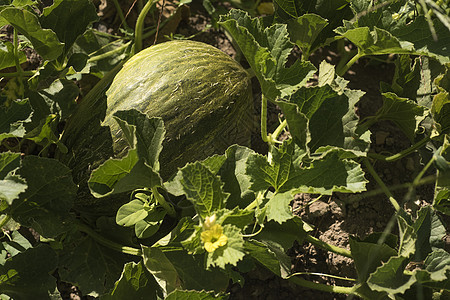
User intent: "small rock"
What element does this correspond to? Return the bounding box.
[385,137,395,146]
[330,201,345,218]
[308,201,330,218]
[405,157,415,171]
[375,131,389,145]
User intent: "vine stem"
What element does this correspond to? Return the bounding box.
[368,136,431,162]
[336,52,362,77]
[261,94,269,143]
[151,186,176,217]
[305,234,353,258]
[363,159,401,212]
[0,71,34,77]
[75,221,142,256]
[288,276,356,295]
[134,0,158,54]
[111,0,131,31]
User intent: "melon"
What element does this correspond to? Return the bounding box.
[104,40,253,179]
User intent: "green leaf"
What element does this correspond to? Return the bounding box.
[116,199,148,227]
[263,191,295,223]
[277,81,369,155]
[349,236,398,282]
[71,29,128,73]
[218,9,316,100]
[58,236,131,297]
[273,0,352,50]
[432,91,450,135]
[10,156,76,237]
[167,162,228,219]
[0,40,26,70]
[24,114,67,153]
[391,16,450,64]
[40,0,98,52]
[423,248,450,282]
[112,110,165,171]
[216,207,254,230]
[286,150,368,194]
[363,92,425,142]
[166,290,224,300]
[245,239,291,278]
[397,214,416,258]
[0,245,57,299]
[0,152,26,206]
[0,173,26,206]
[89,111,164,197]
[367,255,416,295]
[0,98,32,142]
[213,145,257,209]
[134,208,166,239]
[0,152,20,179]
[142,246,181,296]
[246,140,294,193]
[88,113,164,199]
[162,250,229,293]
[0,7,63,60]
[286,13,328,58]
[1,230,32,259]
[103,261,161,300]
[336,25,415,56]
[255,217,306,251]
[27,79,80,123]
[433,188,450,215]
[206,224,245,269]
[380,55,422,101]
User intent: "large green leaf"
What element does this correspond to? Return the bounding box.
[285,150,368,194]
[112,110,165,170]
[142,246,181,296]
[245,239,291,278]
[246,140,294,193]
[9,156,76,237]
[0,7,63,60]
[391,16,450,64]
[349,236,398,282]
[218,9,316,100]
[0,245,57,299]
[286,13,328,58]
[335,26,414,56]
[166,162,229,219]
[162,250,229,293]
[360,92,425,142]
[88,111,164,198]
[367,255,416,295]
[247,141,367,195]
[40,0,98,53]
[273,0,352,49]
[103,261,161,300]
[202,145,256,209]
[58,236,132,297]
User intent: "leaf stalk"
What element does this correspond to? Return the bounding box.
[363,159,401,211]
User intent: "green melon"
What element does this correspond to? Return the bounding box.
[105,40,253,179]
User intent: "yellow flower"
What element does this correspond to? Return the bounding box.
[201,224,228,253]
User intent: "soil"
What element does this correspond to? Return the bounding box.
[4,1,448,299]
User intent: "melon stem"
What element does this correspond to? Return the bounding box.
[134,0,158,54]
